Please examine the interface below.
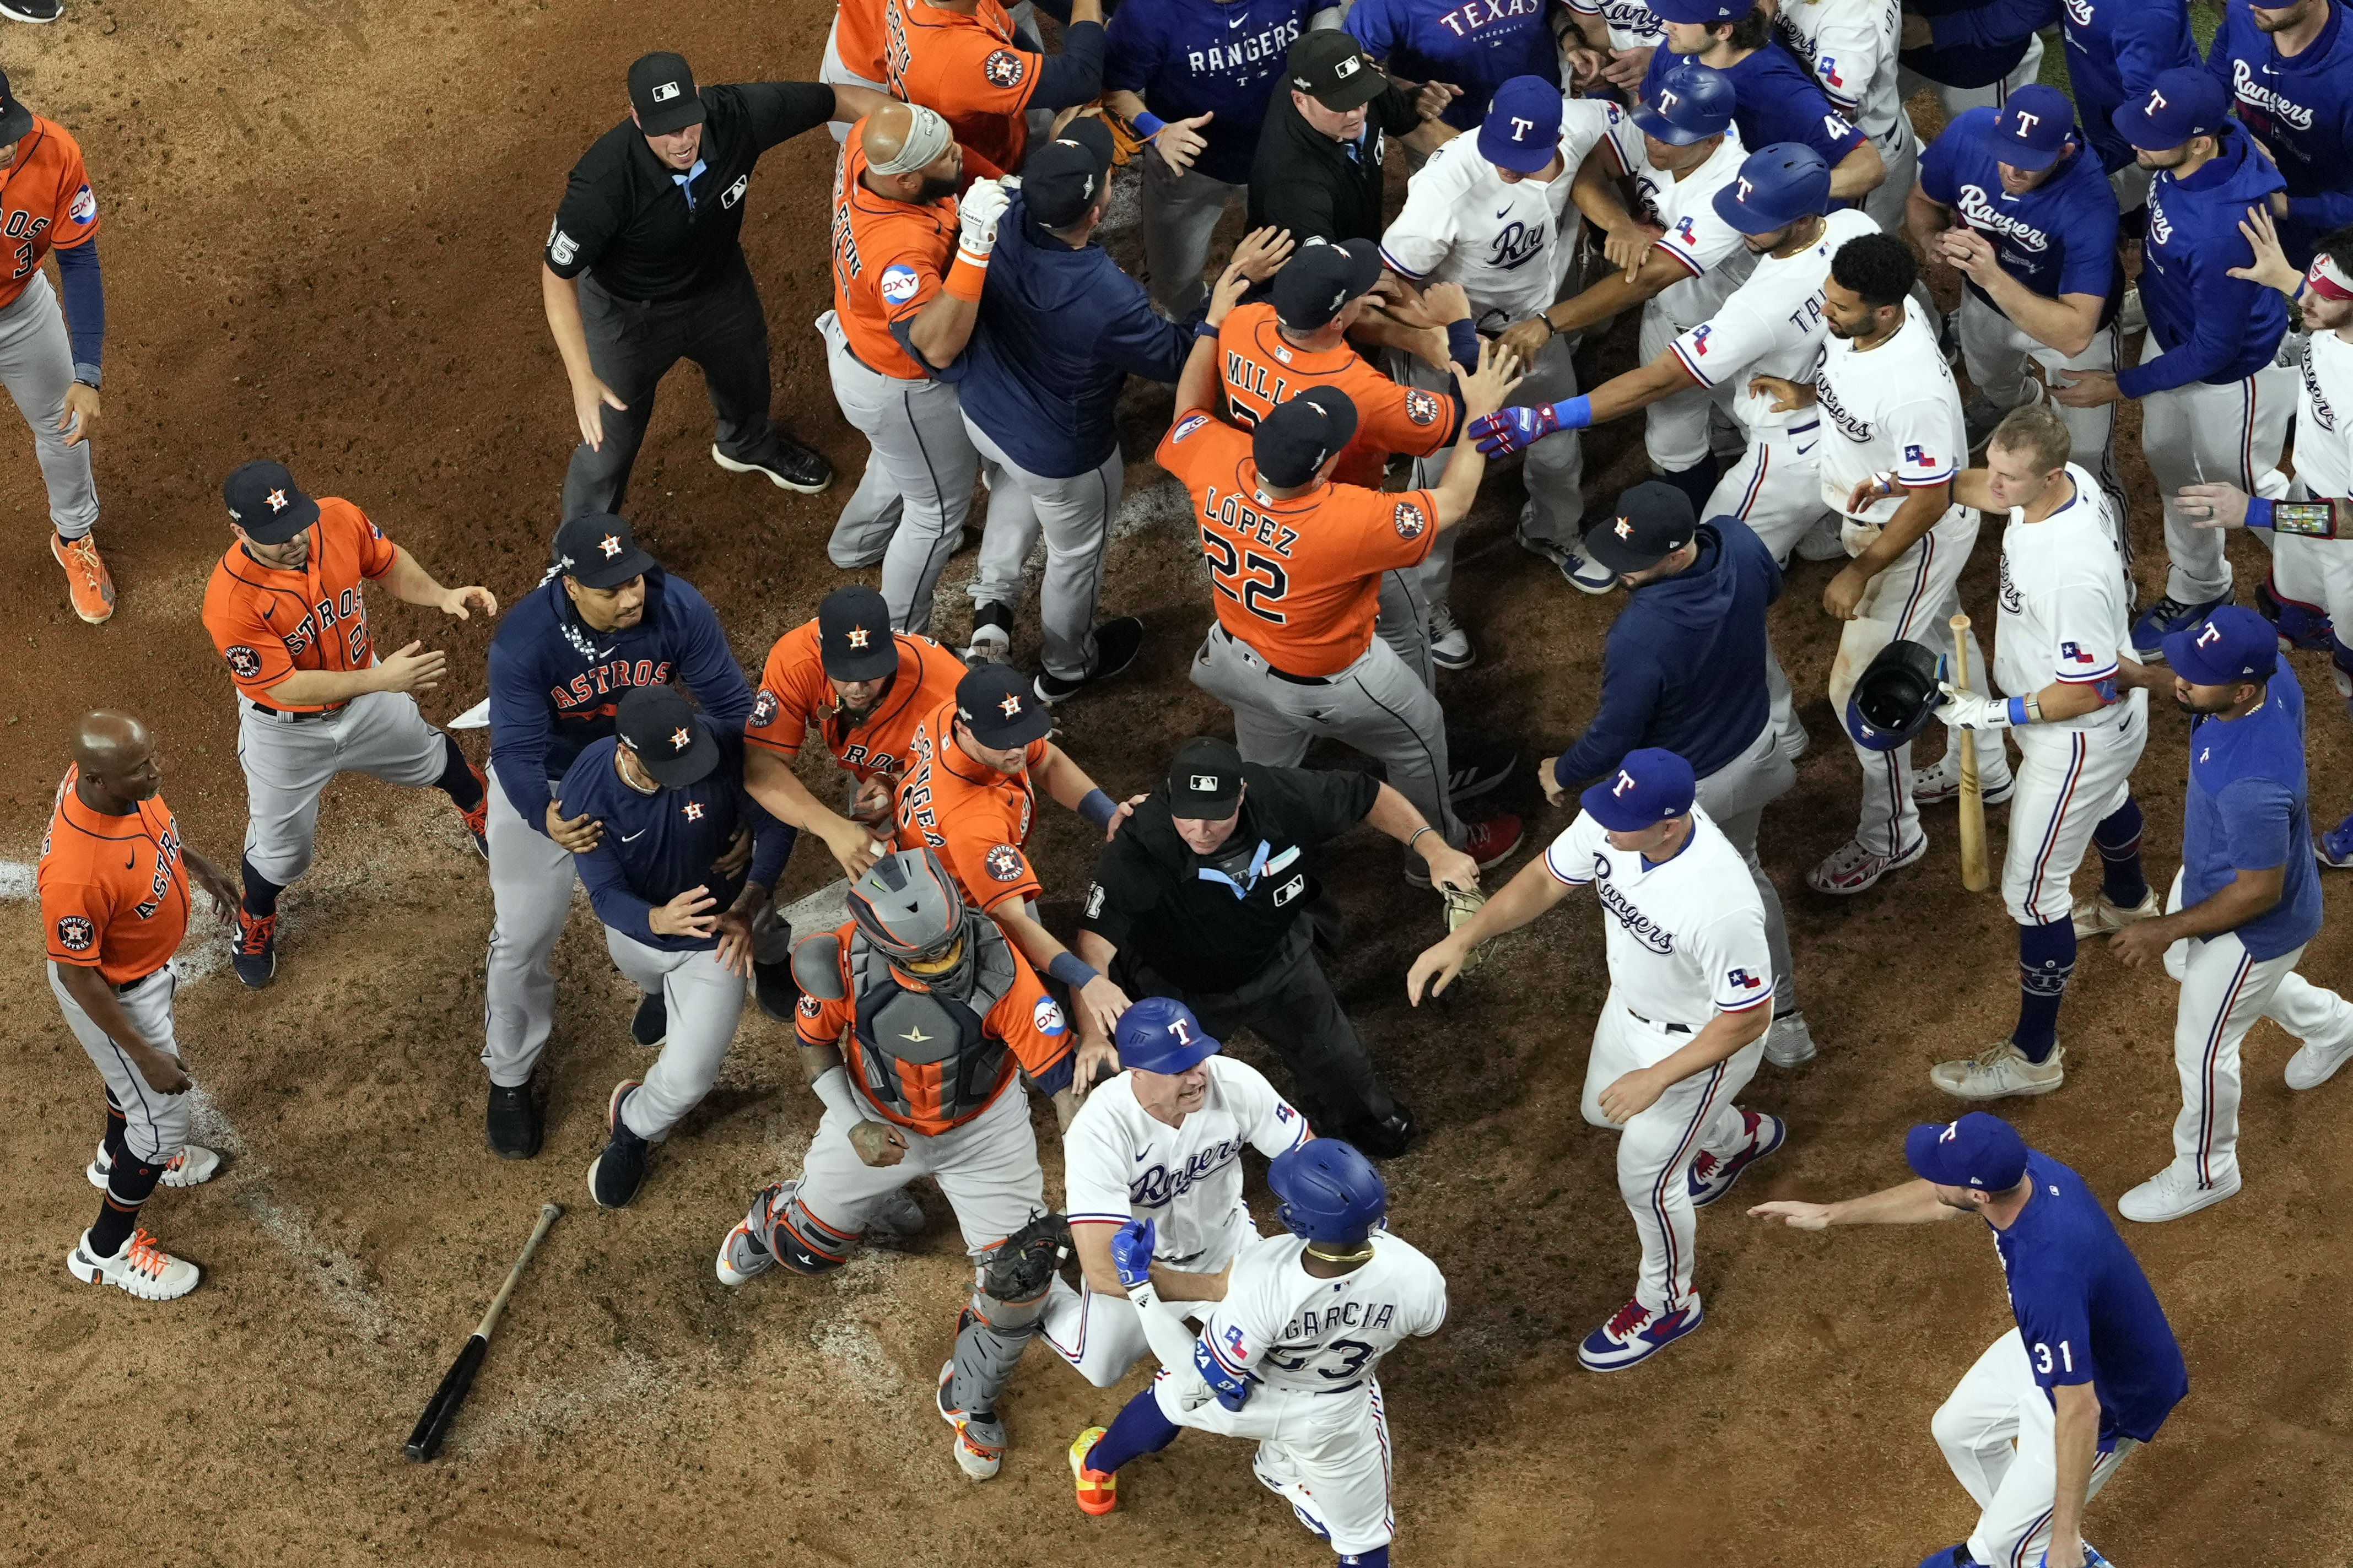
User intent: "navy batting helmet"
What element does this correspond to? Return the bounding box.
[1844,639,1944,753]
[1713,143,1832,234]
[1116,997,1223,1074]
[846,847,966,961]
[1269,1140,1387,1246]
[1630,61,1735,147]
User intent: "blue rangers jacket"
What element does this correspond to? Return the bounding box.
[2119,121,2290,398]
[1928,0,2200,175]
[2205,0,2353,267]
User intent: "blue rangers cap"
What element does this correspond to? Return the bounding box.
[2112,68,2231,153]
[1478,76,1564,175]
[1115,997,1224,1074]
[1990,84,2074,172]
[1579,747,1697,831]
[2162,604,2278,686]
[1905,1112,2030,1191]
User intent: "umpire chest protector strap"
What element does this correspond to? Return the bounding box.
[846,921,1020,1122]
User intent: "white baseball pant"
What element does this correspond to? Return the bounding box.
[602,914,792,1140]
[1140,155,1243,321]
[963,414,1120,682]
[1580,998,1764,1315]
[1152,1365,1397,1558]
[50,963,187,1165]
[1639,296,1736,475]
[818,309,984,635]
[1861,116,1920,240]
[236,691,455,886]
[479,766,578,1089]
[1956,293,2127,527]
[2138,342,2293,607]
[2265,524,2353,640]
[1709,427,1831,750]
[792,1085,1045,1258]
[1898,33,2044,123]
[0,271,99,540]
[2000,696,2146,926]
[818,18,889,145]
[2157,869,2353,1195]
[1931,1329,2140,1568]
[1694,721,1799,1003]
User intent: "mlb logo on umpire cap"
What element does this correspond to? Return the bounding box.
[651,80,681,102]
[1191,774,1222,791]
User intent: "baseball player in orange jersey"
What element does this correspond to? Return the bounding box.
[823,0,896,141]
[200,461,495,989]
[895,661,1137,1041]
[42,712,242,1301]
[1172,246,1526,878]
[883,0,1108,177]
[0,73,114,624]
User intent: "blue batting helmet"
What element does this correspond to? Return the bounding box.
[1269,1140,1387,1246]
[1629,61,1735,147]
[1844,639,1945,753]
[1713,143,1833,234]
[1115,997,1224,1074]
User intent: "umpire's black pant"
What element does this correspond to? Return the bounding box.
[562,248,778,520]
[1114,916,1398,1136]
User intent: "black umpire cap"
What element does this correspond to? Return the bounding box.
[554,513,657,589]
[1167,737,1244,817]
[819,586,899,682]
[629,52,706,136]
[1286,31,1388,112]
[617,686,720,788]
[224,459,321,544]
[1253,387,1358,488]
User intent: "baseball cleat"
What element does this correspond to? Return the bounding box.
[1913,1547,1996,1568]
[1035,615,1146,704]
[1777,718,1810,761]
[1578,1294,1703,1371]
[2118,285,2146,336]
[457,764,489,857]
[68,1227,199,1301]
[629,991,667,1049]
[86,1142,220,1191]
[1962,393,2012,454]
[485,1078,543,1160]
[1069,1426,1117,1515]
[1794,513,1847,562]
[1446,738,1518,802]
[716,1181,792,1285]
[231,910,278,989]
[2317,817,2353,868]
[1911,765,2013,807]
[1689,1110,1785,1208]
[1805,835,1926,896]
[710,434,833,495]
[1763,1012,1818,1068]
[2118,1164,2241,1224]
[965,602,1014,666]
[0,1,66,23]
[1561,549,1619,595]
[2130,593,2230,663]
[753,958,799,1023]
[2072,889,2160,938]
[1461,815,1523,871]
[1427,603,1474,671]
[51,532,116,623]
[1930,1041,2065,1101]
[2285,1030,2353,1090]
[1351,1104,1417,1160]
[587,1081,650,1210]
[864,1188,927,1240]
[937,1361,1006,1479]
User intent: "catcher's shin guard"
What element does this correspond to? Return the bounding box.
[951,1210,1069,1412]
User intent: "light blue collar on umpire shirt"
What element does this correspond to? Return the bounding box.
[672,158,708,210]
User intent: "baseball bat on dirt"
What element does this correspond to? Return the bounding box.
[403,1202,562,1462]
[1949,614,1991,893]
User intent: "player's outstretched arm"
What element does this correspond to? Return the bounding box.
[1470,347,1698,456]
[1596,1000,1769,1123]
[1406,850,1570,1003]
[378,544,498,621]
[744,747,883,880]
[1428,339,1522,527]
[1749,1177,1960,1230]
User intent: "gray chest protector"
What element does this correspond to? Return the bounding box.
[845,918,1022,1125]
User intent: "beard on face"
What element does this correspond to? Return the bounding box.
[918,172,959,202]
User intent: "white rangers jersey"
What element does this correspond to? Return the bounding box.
[1568,0,1665,52]
[1199,1230,1447,1399]
[1063,1055,1310,1269]
[1771,0,1905,144]
[1669,206,1879,436]
[1542,803,1774,1042]
[1603,114,1756,325]
[1993,465,2131,732]
[2296,327,2353,500]
[1811,296,1966,523]
[1379,97,1626,327]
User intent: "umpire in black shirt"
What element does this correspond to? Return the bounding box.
[1245,31,1456,245]
[1073,737,1480,1157]
[542,52,892,519]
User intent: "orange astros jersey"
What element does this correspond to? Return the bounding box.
[1156,405,1438,677]
[836,0,891,81]
[883,0,1038,176]
[1216,301,1460,488]
[0,117,100,311]
[201,498,399,712]
[39,768,191,986]
[833,118,963,382]
[893,695,1046,912]
[745,620,969,783]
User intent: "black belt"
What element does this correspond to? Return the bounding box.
[1627,1007,1693,1035]
[246,699,348,722]
[111,967,167,996]
[1222,626,1337,686]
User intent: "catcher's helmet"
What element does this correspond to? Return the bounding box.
[1269,1140,1387,1246]
[1713,143,1833,234]
[1630,61,1736,147]
[1115,997,1223,1075]
[846,847,965,961]
[1844,639,1945,753]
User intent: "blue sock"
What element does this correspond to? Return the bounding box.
[1339,1549,1391,1567]
[240,855,284,918]
[2012,918,2076,1062]
[2091,797,2147,907]
[434,733,483,809]
[1085,1386,1180,1474]
[1653,457,1719,520]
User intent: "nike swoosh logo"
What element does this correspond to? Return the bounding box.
[1227,13,1245,24]
[1135,1150,1151,1162]
[1496,206,1511,219]
[619,829,647,842]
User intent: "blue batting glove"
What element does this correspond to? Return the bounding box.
[2037,1547,2110,1568]
[1110,1217,1156,1290]
[1467,396,1590,456]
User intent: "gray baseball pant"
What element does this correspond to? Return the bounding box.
[0,272,98,540]
[1140,156,1243,320]
[51,964,187,1164]
[1191,625,1466,848]
[2134,342,2292,608]
[602,911,793,1140]
[236,690,454,886]
[964,415,1120,682]
[1897,33,2044,121]
[819,309,982,636]
[480,766,578,1089]
[1955,292,2126,528]
[819,18,889,145]
[1693,721,1799,1006]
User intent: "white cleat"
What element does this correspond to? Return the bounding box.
[67,1227,199,1300]
[1930,1041,2065,1101]
[2285,1032,2353,1091]
[1806,835,1926,895]
[2072,890,2160,939]
[1764,1012,1818,1067]
[2118,1164,2239,1224]
[86,1142,220,1191]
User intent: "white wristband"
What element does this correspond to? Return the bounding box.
[811,1064,859,1118]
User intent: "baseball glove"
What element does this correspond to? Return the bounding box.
[1440,885,1496,977]
[981,1210,1071,1306]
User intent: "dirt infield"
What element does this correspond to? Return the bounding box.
[3,6,2349,1565]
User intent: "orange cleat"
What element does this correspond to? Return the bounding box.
[457,761,488,858]
[1070,1426,1117,1516]
[51,531,115,624]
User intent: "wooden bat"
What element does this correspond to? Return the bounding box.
[403,1202,562,1462]
[1949,614,1992,893]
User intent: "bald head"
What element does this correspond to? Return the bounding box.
[72,710,161,807]
[859,101,960,202]
[864,101,917,166]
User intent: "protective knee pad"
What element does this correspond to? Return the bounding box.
[772,1190,856,1277]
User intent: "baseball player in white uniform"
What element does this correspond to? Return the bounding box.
[1763,0,1915,235]
[1043,998,1312,1388]
[1067,1138,1446,1568]
[1408,747,1783,1371]
[1380,79,1633,642]
[1749,231,1995,894]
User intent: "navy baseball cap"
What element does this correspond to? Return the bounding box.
[1648,0,1753,21]
[0,69,33,145]
[1990,84,2074,172]
[1253,386,1359,487]
[628,52,706,137]
[1021,117,1115,228]
[1584,481,1697,575]
[554,513,657,590]
[1168,736,1244,816]
[2113,68,2231,152]
[1273,236,1383,331]
[1287,31,1388,112]
[956,663,1054,748]
[1905,1112,2030,1192]
[223,459,321,544]
[1478,77,1564,174]
[617,686,720,788]
[1116,997,1224,1074]
[818,585,897,683]
[1580,747,1697,831]
[2162,604,2278,686]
